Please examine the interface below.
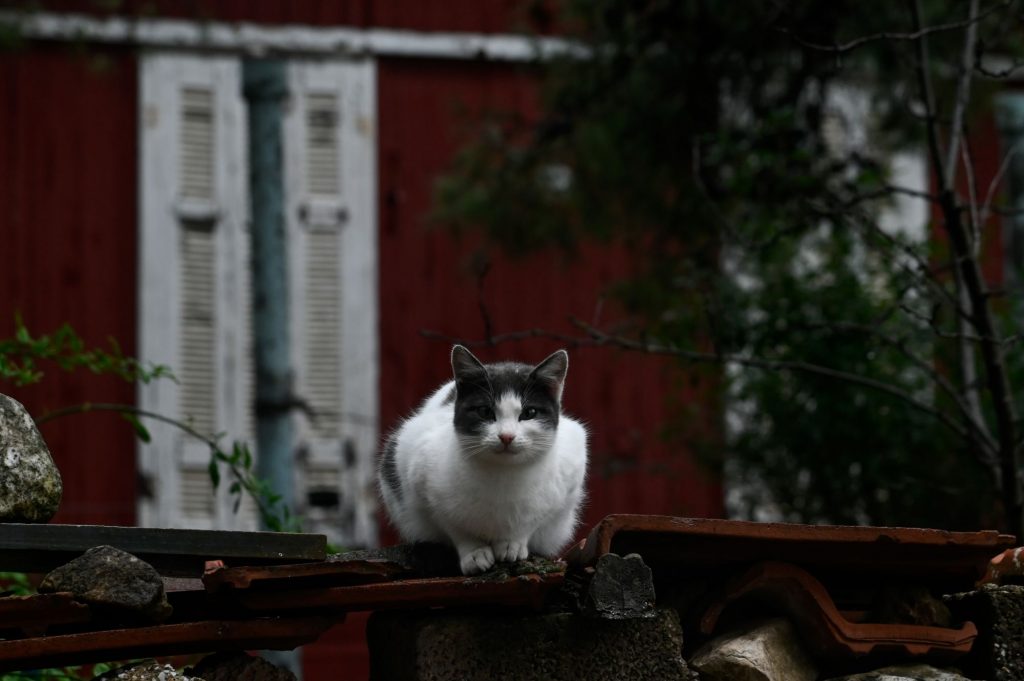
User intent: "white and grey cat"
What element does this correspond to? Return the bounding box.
[379,345,588,575]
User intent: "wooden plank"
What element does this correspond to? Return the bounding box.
[0,524,327,577]
[569,515,1016,585]
[233,573,565,614]
[0,592,90,637]
[0,617,335,672]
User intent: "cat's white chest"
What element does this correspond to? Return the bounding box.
[429,457,558,538]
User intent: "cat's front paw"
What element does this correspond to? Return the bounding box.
[460,546,496,575]
[493,540,529,563]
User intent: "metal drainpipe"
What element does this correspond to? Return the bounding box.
[243,58,302,678]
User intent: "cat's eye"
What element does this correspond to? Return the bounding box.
[475,406,495,420]
[520,406,539,420]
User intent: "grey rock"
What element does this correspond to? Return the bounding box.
[947,583,1024,681]
[367,607,690,681]
[581,552,656,619]
[689,617,817,681]
[823,664,972,680]
[190,652,296,681]
[38,545,172,623]
[870,584,952,627]
[0,393,62,522]
[94,661,204,680]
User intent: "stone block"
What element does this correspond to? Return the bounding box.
[946,583,1024,681]
[39,545,172,624]
[367,607,689,681]
[689,617,817,681]
[823,663,971,680]
[581,552,656,620]
[0,393,62,522]
[190,652,297,681]
[95,661,201,680]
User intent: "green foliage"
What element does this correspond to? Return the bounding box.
[208,440,301,533]
[0,316,172,388]
[438,0,1024,528]
[0,666,111,681]
[0,318,299,534]
[0,571,32,596]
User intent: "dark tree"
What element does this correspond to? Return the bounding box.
[437,0,1024,534]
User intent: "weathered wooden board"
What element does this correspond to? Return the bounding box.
[0,616,335,672]
[0,524,327,577]
[0,592,90,637]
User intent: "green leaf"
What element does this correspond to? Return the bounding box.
[121,413,151,443]
[208,458,221,489]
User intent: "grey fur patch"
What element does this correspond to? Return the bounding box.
[380,435,402,502]
[441,385,456,405]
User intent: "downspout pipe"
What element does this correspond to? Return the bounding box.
[243,58,302,678]
[243,59,295,530]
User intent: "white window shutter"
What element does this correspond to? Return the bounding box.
[285,60,379,549]
[138,54,257,531]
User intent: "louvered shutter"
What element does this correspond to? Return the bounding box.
[285,60,379,548]
[138,54,256,531]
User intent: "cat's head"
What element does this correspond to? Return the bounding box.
[450,344,569,463]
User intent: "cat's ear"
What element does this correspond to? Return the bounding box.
[451,345,486,382]
[530,349,569,402]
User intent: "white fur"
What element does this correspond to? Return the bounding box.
[381,380,588,575]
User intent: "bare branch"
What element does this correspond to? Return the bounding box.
[961,133,982,257]
[910,0,1023,537]
[569,318,978,449]
[433,314,985,454]
[421,327,588,349]
[883,184,943,203]
[943,0,981,190]
[779,1,1006,55]
[35,402,284,527]
[981,139,1023,225]
[802,319,998,460]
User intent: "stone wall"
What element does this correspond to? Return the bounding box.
[366,555,1024,681]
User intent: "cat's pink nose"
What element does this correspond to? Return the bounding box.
[499,433,515,447]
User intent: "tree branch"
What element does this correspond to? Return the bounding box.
[804,319,999,464]
[943,0,981,190]
[570,318,978,448]
[425,318,987,454]
[910,0,1022,537]
[779,1,1006,55]
[36,402,285,529]
[981,138,1023,226]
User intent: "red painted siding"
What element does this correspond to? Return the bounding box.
[0,45,139,525]
[376,56,725,535]
[20,0,543,34]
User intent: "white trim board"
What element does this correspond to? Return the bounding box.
[2,10,584,61]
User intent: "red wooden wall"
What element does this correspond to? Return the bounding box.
[17,0,546,34]
[0,44,139,526]
[0,5,725,678]
[376,57,724,532]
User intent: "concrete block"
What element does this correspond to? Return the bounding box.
[367,607,689,681]
[946,584,1024,681]
[689,617,817,681]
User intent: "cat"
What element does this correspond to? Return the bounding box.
[379,344,588,575]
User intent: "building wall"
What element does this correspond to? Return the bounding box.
[0,39,726,526]
[0,44,139,526]
[376,56,724,533]
[16,0,544,34]
[0,17,724,680]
